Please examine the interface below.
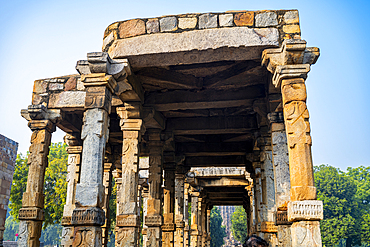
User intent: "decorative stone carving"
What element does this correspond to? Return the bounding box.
[174,173,185,247]
[116,215,140,227]
[261,221,278,233]
[17,221,42,247]
[72,227,102,247]
[275,211,292,225]
[291,221,322,246]
[18,208,44,221]
[288,200,323,221]
[277,225,292,247]
[71,208,105,226]
[61,226,74,247]
[190,167,246,177]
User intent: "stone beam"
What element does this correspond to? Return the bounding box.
[176,142,249,156]
[109,27,279,67]
[145,85,265,111]
[185,156,246,167]
[167,115,258,135]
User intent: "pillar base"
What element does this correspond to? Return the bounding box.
[291,221,322,247]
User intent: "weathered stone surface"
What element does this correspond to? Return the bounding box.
[277,225,292,247]
[288,200,323,221]
[284,11,299,24]
[191,167,246,177]
[198,13,217,29]
[109,27,279,59]
[234,12,254,26]
[256,12,278,27]
[146,18,159,33]
[64,77,77,91]
[72,226,102,247]
[160,17,178,32]
[178,17,197,29]
[119,19,146,38]
[218,14,233,27]
[283,24,300,33]
[49,91,86,108]
[102,31,115,52]
[291,221,322,246]
[49,83,63,91]
[33,80,48,94]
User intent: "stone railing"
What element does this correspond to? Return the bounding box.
[103,10,301,52]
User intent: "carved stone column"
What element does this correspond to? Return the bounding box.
[262,39,322,246]
[115,103,144,247]
[18,116,55,247]
[144,130,164,247]
[102,162,113,247]
[258,137,278,245]
[200,199,207,247]
[162,168,175,247]
[142,186,149,246]
[206,208,211,247]
[190,190,200,247]
[174,173,185,247]
[183,183,190,247]
[269,112,292,247]
[61,134,82,247]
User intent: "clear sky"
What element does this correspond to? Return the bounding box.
[0,0,369,171]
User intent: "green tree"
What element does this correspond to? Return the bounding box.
[3,212,19,241]
[231,206,248,243]
[314,165,360,246]
[9,143,68,228]
[210,207,226,247]
[347,166,370,245]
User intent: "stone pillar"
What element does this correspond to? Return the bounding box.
[262,39,322,246]
[61,134,82,247]
[162,168,175,247]
[115,103,144,247]
[71,72,114,247]
[183,183,190,247]
[200,199,207,247]
[144,130,164,247]
[206,208,211,247]
[190,190,200,247]
[174,173,185,247]
[259,137,278,245]
[102,162,113,247]
[269,112,292,247]
[18,117,55,247]
[142,186,149,246]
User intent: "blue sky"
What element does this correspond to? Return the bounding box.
[0,0,369,171]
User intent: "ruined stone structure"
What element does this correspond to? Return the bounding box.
[0,135,18,247]
[19,9,322,247]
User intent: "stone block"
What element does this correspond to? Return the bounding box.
[284,10,299,24]
[71,207,105,226]
[288,200,323,221]
[160,17,178,32]
[64,77,77,91]
[283,24,301,33]
[75,183,105,208]
[199,13,217,29]
[146,18,159,33]
[119,19,146,38]
[49,83,63,91]
[48,91,86,108]
[102,31,115,51]
[219,14,233,27]
[291,221,322,246]
[116,215,140,227]
[33,80,48,94]
[261,221,277,233]
[234,12,254,26]
[178,17,197,29]
[18,208,44,221]
[145,215,163,226]
[255,12,278,27]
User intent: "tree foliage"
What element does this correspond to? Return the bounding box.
[231,206,248,243]
[315,164,360,246]
[9,143,68,228]
[210,207,226,247]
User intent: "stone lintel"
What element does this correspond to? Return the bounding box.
[288,200,323,221]
[190,167,246,177]
[142,107,166,130]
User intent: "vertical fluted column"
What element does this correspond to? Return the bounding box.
[183,183,190,247]
[162,168,175,247]
[61,134,82,247]
[174,173,185,247]
[144,130,164,247]
[102,162,113,247]
[115,103,144,247]
[18,117,55,247]
[190,190,200,247]
[262,40,322,246]
[269,112,292,247]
